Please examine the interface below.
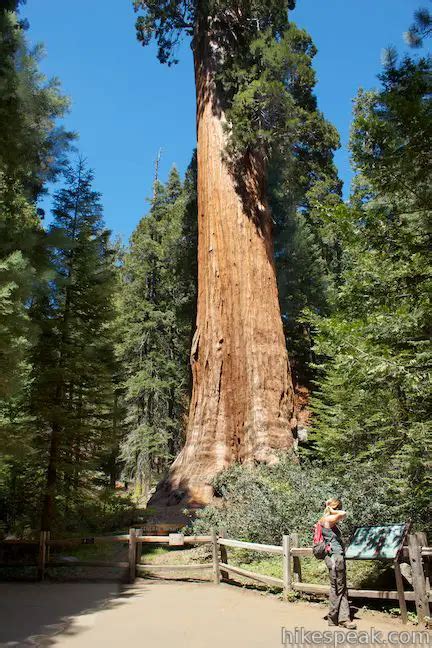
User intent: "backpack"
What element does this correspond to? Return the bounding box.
[312,522,330,560]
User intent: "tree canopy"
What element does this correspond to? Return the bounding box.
[405,2,432,48]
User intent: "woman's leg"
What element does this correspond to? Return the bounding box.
[325,555,351,624]
[324,555,339,624]
[334,555,350,623]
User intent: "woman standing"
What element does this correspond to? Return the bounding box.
[320,498,357,629]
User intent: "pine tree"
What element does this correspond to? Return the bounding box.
[0,2,73,531]
[117,167,192,500]
[174,153,198,367]
[0,1,73,401]
[31,159,118,531]
[309,53,432,527]
[405,2,432,48]
[267,58,341,388]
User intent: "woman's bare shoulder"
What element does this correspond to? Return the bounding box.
[320,515,336,528]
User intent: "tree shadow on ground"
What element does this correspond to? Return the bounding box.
[0,581,142,646]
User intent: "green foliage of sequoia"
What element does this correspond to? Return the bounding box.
[134,2,338,174]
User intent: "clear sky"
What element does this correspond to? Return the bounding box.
[23,0,419,241]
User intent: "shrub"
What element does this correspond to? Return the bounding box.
[191,455,408,545]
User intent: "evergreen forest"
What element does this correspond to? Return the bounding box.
[0,0,430,548]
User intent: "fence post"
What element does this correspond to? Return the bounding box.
[38,531,47,581]
[290,532,302,584]
[394,558,408,625]
[283,535,292,599]
[414,532,431,622]
[136,528,143,566]
[407,533,428,626]
[416,532,431,594]
[211,527,220,584]
[219,528,229,581]
[46,531,51,565]
[128,528,137,584]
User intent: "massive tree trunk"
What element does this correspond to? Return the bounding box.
[160,18,296,506]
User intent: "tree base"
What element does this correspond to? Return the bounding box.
[148,474,213,510]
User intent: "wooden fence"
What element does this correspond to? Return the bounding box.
[0,531,136,582]
[214,531,432,628]
[1,528,431,627]
[0,528,214,585]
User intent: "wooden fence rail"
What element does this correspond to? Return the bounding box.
[135,535,212,544]
[218,538,283,554]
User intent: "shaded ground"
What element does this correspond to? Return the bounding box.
[0,582,121,646]
[0,580,416,647]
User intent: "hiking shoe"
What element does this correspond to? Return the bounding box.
[339,621,357,630]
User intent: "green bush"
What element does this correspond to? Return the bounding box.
[58,488,142,534]
[191,456,409,545]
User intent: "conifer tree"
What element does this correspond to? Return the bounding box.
[310,53,432,527]
[0,2,73,530]
[0,1,73,402]
[268,99,341,388]
[32,159,117,530]
[405,2,432,48]
[174,153,198,361]
[133,0,339,503]
[117,167,192,500]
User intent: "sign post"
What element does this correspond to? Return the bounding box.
[345,522,411,625]
[407,533,429,626]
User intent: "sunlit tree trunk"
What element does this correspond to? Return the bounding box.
[162,17,296,504]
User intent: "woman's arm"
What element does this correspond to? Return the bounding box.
[330,507,346,518]
[322,510,347,526]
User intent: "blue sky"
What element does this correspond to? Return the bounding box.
[23,0,419,241]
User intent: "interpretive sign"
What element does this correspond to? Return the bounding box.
[345,523,410,560]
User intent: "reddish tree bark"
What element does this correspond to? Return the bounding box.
[159,19,296,505]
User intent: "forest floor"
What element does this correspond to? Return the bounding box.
[0,579,415,647]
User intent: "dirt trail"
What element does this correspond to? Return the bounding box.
[0,580,416,647]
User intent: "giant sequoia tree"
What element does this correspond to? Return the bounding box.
[134,1,338,503]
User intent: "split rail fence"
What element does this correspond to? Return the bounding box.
[1,528,431,627]
[213,531,432,628]
[0,528,214,585]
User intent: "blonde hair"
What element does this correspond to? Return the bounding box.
[323,497,342,517]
